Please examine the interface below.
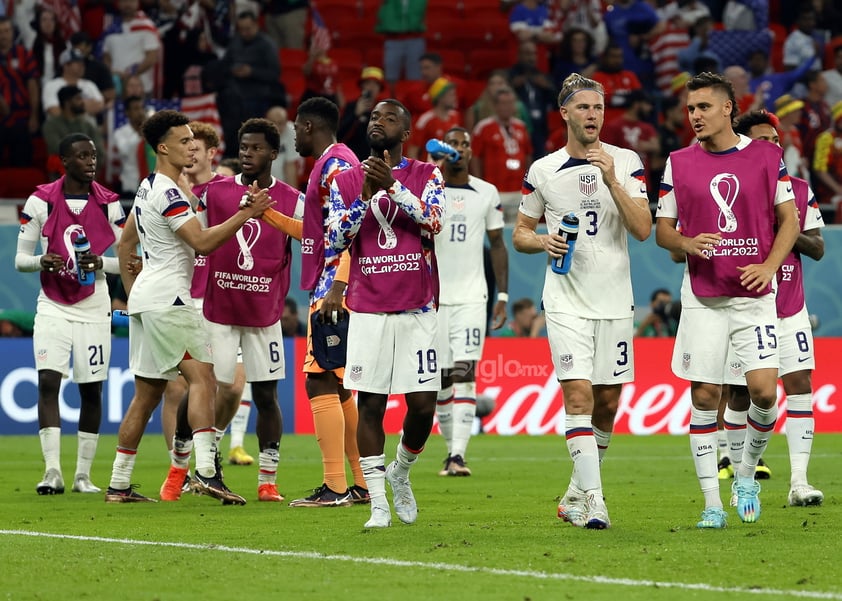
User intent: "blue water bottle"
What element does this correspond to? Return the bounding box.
[111,310,130,328]
[425,139,461,163]
[74,234,95,286]
[551,213,579,275]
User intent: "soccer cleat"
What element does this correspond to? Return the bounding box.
[159,466,189,501]
[181,471,193,493]
[36,469,65,495]
[258,483,285,502]
[288,483,352,507]
[733,476,761,523]
[364,504,392,528]
[104,485,157,503]
[228,446,254,466]
[754,457,771,480]
[584,492,610,530]
[385,461,418,524]
[557,484,587,527]
[788,484,824,507]
[717,456,734,480]
[349,484,371,504]
[696,507,728,529]
[191,471,247,505]
[71,474,101,493]
[438,456,452,476]
[446,454,472,476]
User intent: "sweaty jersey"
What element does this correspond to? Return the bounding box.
[128,172,198,314]
[657,135,794,299]
[438,176,504,305]
[521,143,647,319]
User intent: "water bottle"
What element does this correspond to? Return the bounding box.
[111,310,130,328]
[425,139,461,163]
[74,234,95,286]
[550,213,579,275]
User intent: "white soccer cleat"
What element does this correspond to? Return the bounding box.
[364,504,392,528]
[71,474,101,493]
[557,485,587,527]
[788,485,824,507]
[584,492,610,529]
[385,461,417,524]
[36,469,65,495]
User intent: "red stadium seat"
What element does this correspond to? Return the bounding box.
[0,167,48,199]
[468,48,512,80]
[458,78,486,110]
[280,48,308,73]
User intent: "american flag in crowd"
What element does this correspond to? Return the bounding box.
[105,93,225,186]
[41,0,81,39]
[310,4,331,53]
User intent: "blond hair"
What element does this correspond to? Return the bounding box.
[557,73,604,108]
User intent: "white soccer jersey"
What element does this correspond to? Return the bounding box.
[18,193,124,323]
[128,172,198,314]
[520,143,647,319]
[437,176,504,305]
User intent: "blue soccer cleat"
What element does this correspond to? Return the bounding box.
[696,507,727,529]
[733,476,761,523]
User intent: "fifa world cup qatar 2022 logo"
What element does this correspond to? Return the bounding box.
[709,173,739,233]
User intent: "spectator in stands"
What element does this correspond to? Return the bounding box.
[657,0,710,28]
[399,52,464,120]
[265,105,299,187]
[650,95,690,208]
[121,74,147,102]
[797,71,831,177]
[465,69,531,133]
[774,94,809,181]
[601,88,659,191]
[101,0,162,97]
[281,296,306,337]
[554,0,607,56]
[0,15,39,168]
[471,87,532,223]
[648,5,692,96]
[42,48,105,119]
[160,3,224,98]
[42,85,105,178]
[723,65,765,115]
[301,40,342,108]
[592,43,642,125]
[722,0,766,31]
[678,15,721,75]
[376,0,427,85]
[214,11,282,158]
[338,66,386,161]
[811,101,842,204]
[0,309,35,337]
[551,27,598,89]
[635,288,678,337]
[747,50,818,112]
[497,297,545,337]
[407,77,461,159]
[111,95,149,197]
[509,0,561,45]
[508,40,556,160]
[31,4,64,92]
[217,157,241,176]
[602,0,662,73]
[262,0,309,51]
[783,6,822,73]
[823,45,842,108]
[69,31,115,109]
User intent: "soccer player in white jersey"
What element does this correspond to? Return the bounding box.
[655,73,799,528]
[105,110,272,503]
[718,110,825,507]
[16,133,125,496]
[513,74,652,529]
[435,126,508,476]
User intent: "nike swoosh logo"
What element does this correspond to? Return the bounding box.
[269,366,283,374]
[613,368,630,377]
[786,186,792,193]
[758,353,774,360]
[797,356,810,363]
[92,369,103,375]
[418,376,436,384]
[695,451,713,457]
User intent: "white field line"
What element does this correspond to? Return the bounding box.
[2,529,841,599]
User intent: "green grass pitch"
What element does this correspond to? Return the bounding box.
[1,432,840,600]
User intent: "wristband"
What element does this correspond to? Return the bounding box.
[497,292,509,302]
